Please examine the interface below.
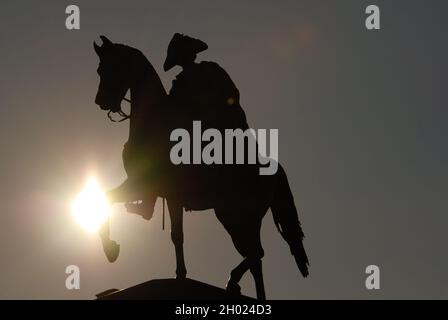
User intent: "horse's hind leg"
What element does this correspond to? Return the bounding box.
[245,227,266,300]
[226,258,250,295]
[229,243,266,300]
[167,200,187,279]
[249,257,266,300]
[241,221,266,300]
[218,210,266,299]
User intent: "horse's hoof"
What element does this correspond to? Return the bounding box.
[175,273,187,280]
[175,269,187,280]
[103,240,120,263]
[226,281,241,296]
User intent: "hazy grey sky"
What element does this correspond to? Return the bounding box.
[0,0,447,299]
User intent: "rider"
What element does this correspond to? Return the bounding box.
[127,33,252,218]
[163,33,255,207]
[164,33,249,131]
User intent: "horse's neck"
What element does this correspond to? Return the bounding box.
[128,63,167,145]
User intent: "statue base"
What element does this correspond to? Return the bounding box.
[96,278,253,300]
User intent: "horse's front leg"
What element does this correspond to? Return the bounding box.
[99,217,120,263]
[167,199,186,279]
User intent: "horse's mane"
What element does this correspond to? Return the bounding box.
[113,43,167,96]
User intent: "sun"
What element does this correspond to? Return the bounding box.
[71,177,111,233]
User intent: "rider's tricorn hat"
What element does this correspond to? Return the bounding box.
[163,33,208,71]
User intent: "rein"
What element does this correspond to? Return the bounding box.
[107,97,132,122]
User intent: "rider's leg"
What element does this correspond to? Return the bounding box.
[125,193,157,220]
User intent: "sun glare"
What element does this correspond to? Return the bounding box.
[71,177,111,233]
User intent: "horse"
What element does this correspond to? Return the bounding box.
[93,35,309,300]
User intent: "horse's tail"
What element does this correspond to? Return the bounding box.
[270,164,309,277]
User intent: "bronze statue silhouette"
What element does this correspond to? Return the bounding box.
[93,35,309,300]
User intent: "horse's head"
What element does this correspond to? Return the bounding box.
[93,36,138,113]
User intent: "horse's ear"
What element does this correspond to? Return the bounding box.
[93,41,102,56]
[100,35,113,46]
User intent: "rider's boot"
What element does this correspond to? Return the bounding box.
[125,201,154,220]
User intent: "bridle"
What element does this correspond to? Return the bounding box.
[107,97,132,122]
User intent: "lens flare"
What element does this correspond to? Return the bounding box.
[71,177,111,233]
